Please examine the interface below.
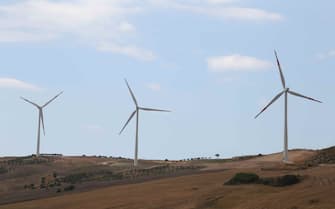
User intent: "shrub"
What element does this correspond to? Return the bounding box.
[225,173,259,185]
[54,179,62,186]
[25,184,36,189]
[64,185,75,191]
[0,167,7,174]
[266,175,300,187]
[261,175,300,187]
[40,177,46,188]
[226,173,301,187]
[62,173,90,184]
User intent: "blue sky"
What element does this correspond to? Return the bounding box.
[0,0,334,160]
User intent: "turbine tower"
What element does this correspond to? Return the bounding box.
[21,91,63,157]
[255,51,322,162]
[119,79,170,167]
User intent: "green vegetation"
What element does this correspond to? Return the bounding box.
[40,177,46,189]
[261,175,301,187]
[24,184,36,190]
[0,167,8,174]
[225,173,301,187]
[62,170,123,184]
[2,156,55,169]
[225,173,260,185]
[64,185,75,191]
[305,146,335,166]
[62,172,91,184]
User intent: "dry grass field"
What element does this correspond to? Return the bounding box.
[0,148,335,209]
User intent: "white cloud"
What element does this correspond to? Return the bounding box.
[118,21,136,33]
[0,31,57,43]
[174,5,283,21]
[148,0,283,22]
[146,83,161,91]
[0,78,41,91]
[317,50,335,60]
[0,0,283,61]
[0,0,147,60]
[207,0,237,4]
[0,0,139,40]
[98,43,156,61]
[207,54,272,72]
[221,7,283,21]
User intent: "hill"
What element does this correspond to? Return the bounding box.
[0,147,334,209]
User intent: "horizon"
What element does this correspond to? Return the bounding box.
[1,146,332,161]
[0,1,334,160]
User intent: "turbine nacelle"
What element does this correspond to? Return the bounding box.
[255,50,322,162]
[119,80,171,135]
[120,79,170,166]
[21,91,63,157]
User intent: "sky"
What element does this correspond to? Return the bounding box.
[0,0,334,160]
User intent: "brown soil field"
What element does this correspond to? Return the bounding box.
[1,149,335,209]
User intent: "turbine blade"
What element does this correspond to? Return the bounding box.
[274,50,286,88]
[139,107,171,112]
[119,110,137,135]
[20,97,40,108]
[288,90,322,103]
[255,90,285,119]
[43,91,63,108]
[40,110,46,136]
[124,79,138,106]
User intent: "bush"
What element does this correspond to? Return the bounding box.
[225,173,259,185]
[54,179,62,186]
[62,173,90,184]
[64,185,75,191]
[0,167,7,174]
[24,184,36,189]
[225,173,301,187]
[261,175,300,187]
[40,177,47,189]
[279,175,301,186]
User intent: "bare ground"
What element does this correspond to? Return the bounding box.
[1,149,335,209]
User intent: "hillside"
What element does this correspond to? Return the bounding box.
[0,148,334,209]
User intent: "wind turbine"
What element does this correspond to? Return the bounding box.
[119,79,170,167]
[255,51,322,162]
[21,91,63,157]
